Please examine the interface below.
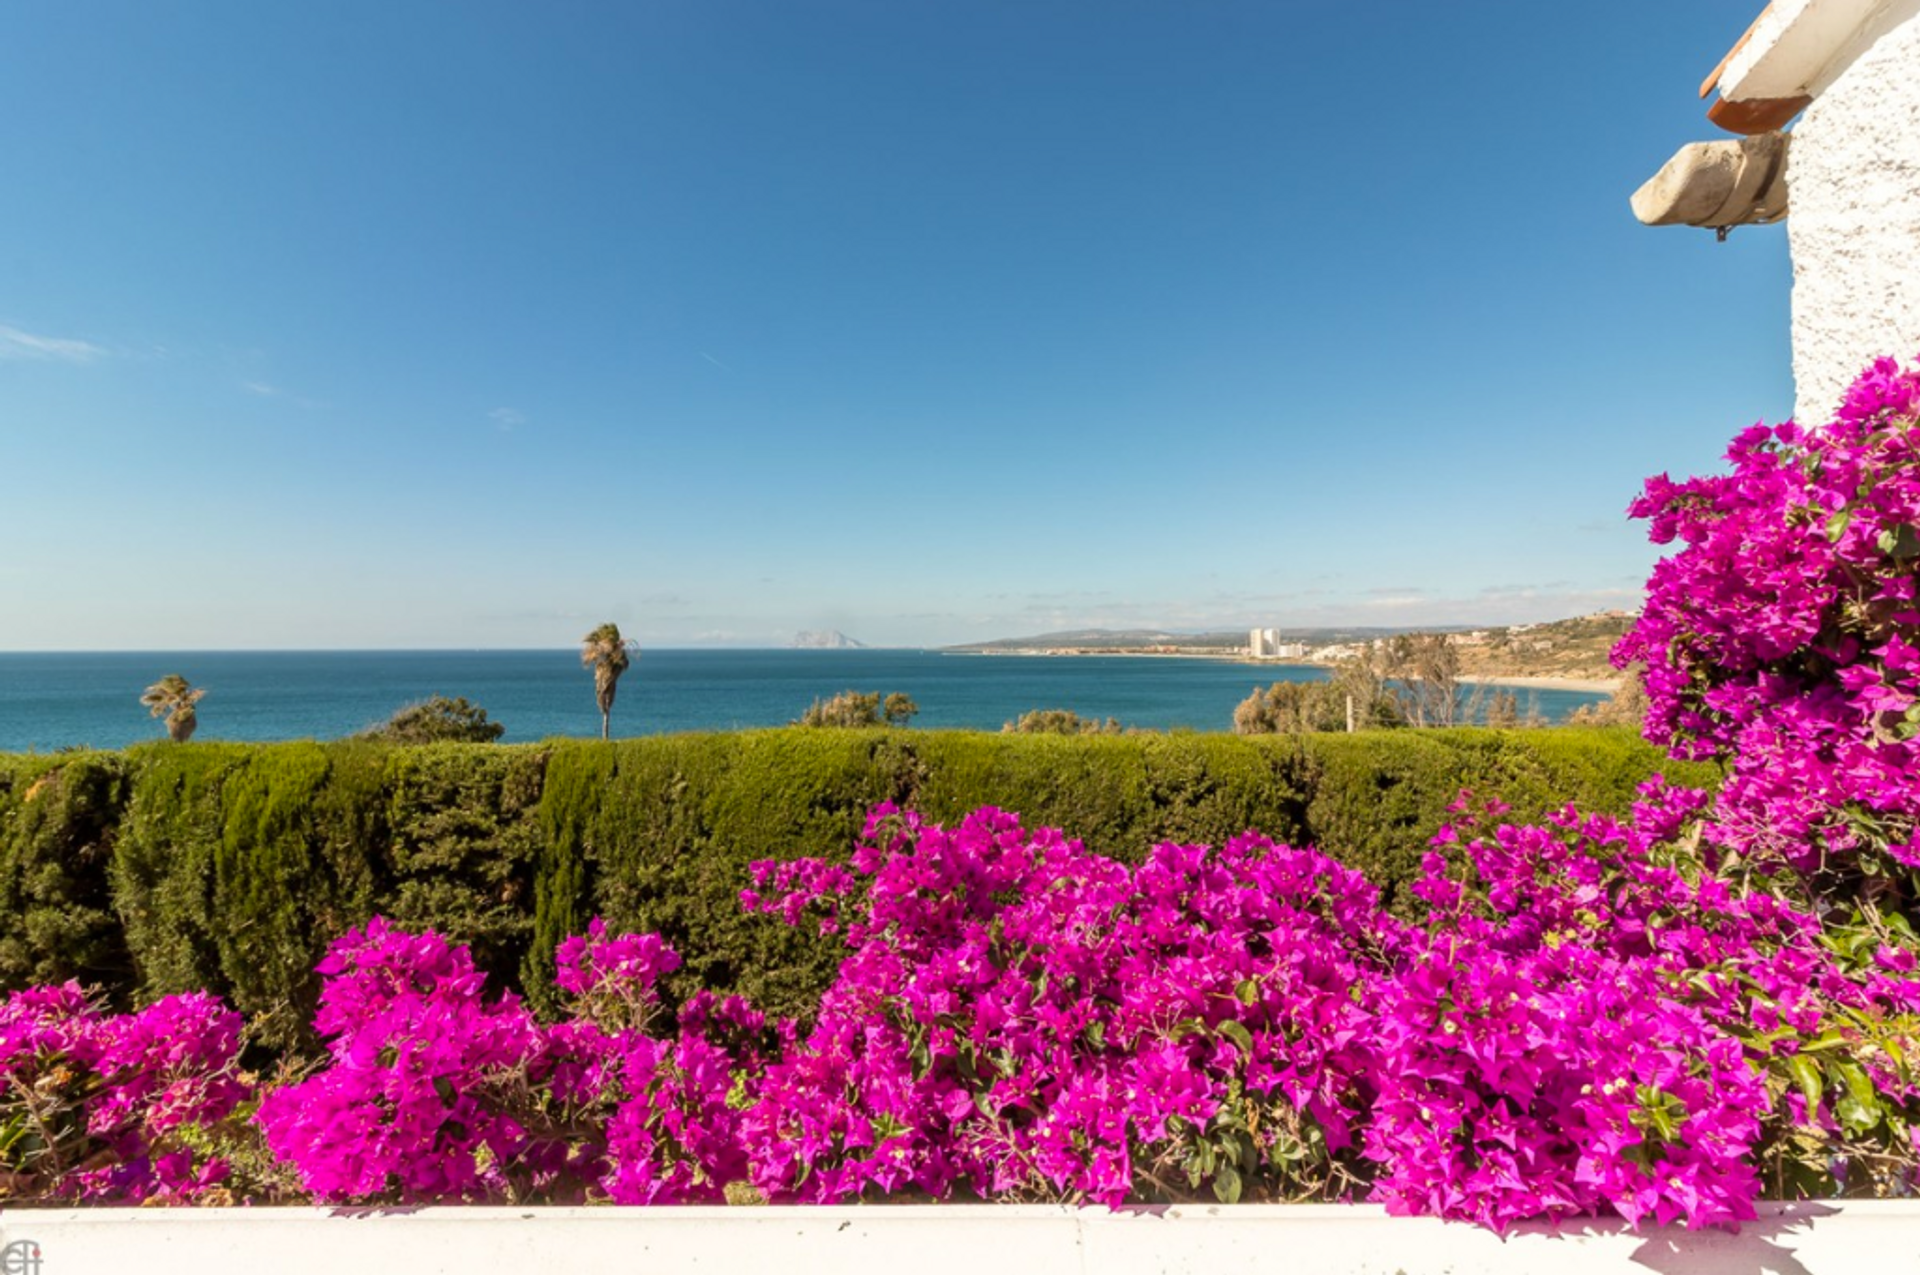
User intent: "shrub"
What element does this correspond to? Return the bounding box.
[362,696,505,744]
[253,917,763,1204]
[739,805,1388,1205]
[0,753,132,995]
[0,983,246,1202]
[1003,709,1125,735]
[795,691,918,728]
[1619,351,1920,892]
[736,794,1920,1228]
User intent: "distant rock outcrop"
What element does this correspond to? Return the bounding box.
[790,630,867,650]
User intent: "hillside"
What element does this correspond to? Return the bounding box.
[948,626,1405,654]
[947,614,1638,684]
[1451,613,1636,682]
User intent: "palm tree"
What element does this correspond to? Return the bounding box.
[140,674,206,742]
[580,623,635,740]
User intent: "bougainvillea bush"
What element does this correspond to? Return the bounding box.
[0,985,245,1202]
[252,917,765,1205]
[6,350,1920,1228]
[738,795,1920,1229]
[1619,352,1920,889]
[738,805,1392,1207]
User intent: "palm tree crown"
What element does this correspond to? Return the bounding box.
[580,622,635,740]
[140,674,206,743]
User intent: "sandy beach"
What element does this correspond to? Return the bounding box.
[1459,674,1622,694]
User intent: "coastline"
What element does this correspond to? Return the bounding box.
[947,648,1251,662]
[946,650,1621,693]
[1459,674,1622,694]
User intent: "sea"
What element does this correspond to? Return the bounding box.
[0,650,1614,753]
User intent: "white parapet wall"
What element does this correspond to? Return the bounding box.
[1777,4,1920,423]
[2,1201,1918,1275]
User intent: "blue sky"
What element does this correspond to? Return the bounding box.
[3,1,1793,649]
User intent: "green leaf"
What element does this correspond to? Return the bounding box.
[1235,979,1260,1007]
[1216,1020,1254,1053]
[1212,1162,1243,1205]
[1883,523,1920,560]
[1835,1059,1879,1110]
[1827,509,1853,542]
[1837,1094,1877,1136]
[1786,1054,1824,1113]
[1632,1084,1683,1142]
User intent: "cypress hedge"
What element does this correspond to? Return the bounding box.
[0,727,1713,1038]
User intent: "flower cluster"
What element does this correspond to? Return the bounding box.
[736,797,1920,1229]
[1618,353,1920,880]
[0,984,244,1202]
[741,805,1391,1206]
[255,917,763,1204]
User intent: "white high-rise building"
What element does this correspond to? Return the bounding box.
[1250,627,1307,660]
[1250,627,1289,658]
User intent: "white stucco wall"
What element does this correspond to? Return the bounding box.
[5,1202,1920,1275]
[1785,8,1920,423]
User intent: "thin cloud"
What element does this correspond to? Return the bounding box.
[240,380,323,409]
[699,352,731,372]
[0,324,104,363]
[489,407,526,431]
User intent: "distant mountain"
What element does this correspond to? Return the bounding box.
[790,630,867,649]
[949,628,1226,651]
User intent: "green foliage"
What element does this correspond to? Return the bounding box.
[1003,708,1126,735]
[211,742,369,1046]
[528,740,618,1004]
[555,732,894,1022]
[382,743,546,991]
[0,753,133,996]
[1234,671,1403,735]
[363,696,505,744]
[112,740,545,1050]
[795,690,918,729]
[1566,675,1650,729]
[907,732,1153,860]
[1297,726,1715,912]
[1234,681,1351,734]
[4,727,1704,1045]
[111,742,254,1008]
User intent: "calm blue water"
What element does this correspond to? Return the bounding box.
[0,650,1611,752]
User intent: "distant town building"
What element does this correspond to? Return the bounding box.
[1248,628,1307,660]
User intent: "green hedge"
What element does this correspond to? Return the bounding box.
[0,727,1714,1039]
